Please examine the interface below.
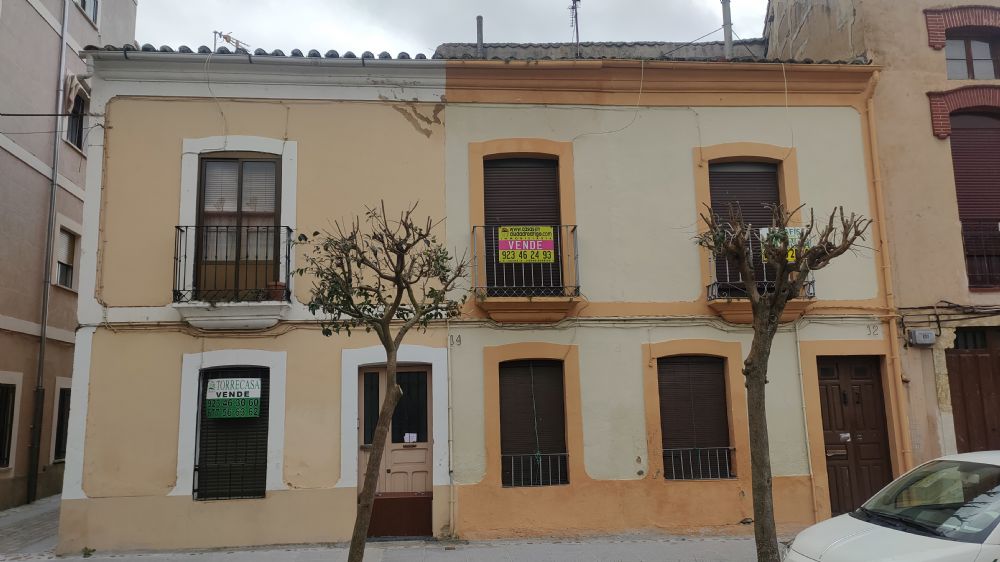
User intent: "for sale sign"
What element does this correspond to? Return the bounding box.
[205,378,261,419]
[498,226,555,263]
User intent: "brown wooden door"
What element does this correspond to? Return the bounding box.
[358,369,432,537]
[818,356,893,516]
[946,328,1000,453]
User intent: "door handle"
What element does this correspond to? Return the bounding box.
[826,450,847,457]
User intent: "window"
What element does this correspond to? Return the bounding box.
[0,384,14,468]
[53,388,70,461]
[482,158,566,297]
[56,229,76,289]
[498,360,568,487]
[946,36,999,80]
[708,162,781,298]
[391,372,428,443]
[657,356,733,480]
[79,0,97,22]
[194,155,280,302]
[194,367,269,500]
[66,95,85,150]
[950,113,1000,287]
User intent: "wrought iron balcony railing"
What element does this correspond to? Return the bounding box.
[174,225,292,303]
[501,452,570,488]
[663,447,735,480]
[472,225,580,298]
[707,232,815,300]
[962,221,1000,289]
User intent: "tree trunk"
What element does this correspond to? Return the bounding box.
[348,348,402,562]
[745,315,781,562]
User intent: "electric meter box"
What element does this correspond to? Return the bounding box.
[908,329,937,346]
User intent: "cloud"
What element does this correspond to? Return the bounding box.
[134,0,768,55]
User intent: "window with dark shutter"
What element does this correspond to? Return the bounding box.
[951,113,1000,288]
[195,367,269,500]
[56,229,75,289]
[67,95,86,150]
[0,384,14,468]
[657,356,733,480]
[54,388,71,461]
[498,359,569,487]
[708,162,781,298]
[391,372,428,443]
[483,158,565,296]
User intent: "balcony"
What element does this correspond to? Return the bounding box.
[173,225,292,330]
[706,237,815,324]
[962,221,1000,289]
[472,225,580,322]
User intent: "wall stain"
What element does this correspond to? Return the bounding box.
[379,95,444,138]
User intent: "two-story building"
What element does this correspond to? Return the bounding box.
[0,0,135,509]
[60,40,904,552]
[765,0,1000,468]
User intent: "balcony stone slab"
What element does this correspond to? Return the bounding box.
[172,301,290,330]
[707,298,812,324]
[476,296,581,323]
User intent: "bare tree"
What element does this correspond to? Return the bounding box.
[696,204,872,562]
[296,202,467,562]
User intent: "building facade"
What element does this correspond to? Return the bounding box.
[0,0,135,509]
[765,0,1000,466]
[62,43,903,552]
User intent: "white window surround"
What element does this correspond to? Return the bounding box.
[49,376,72,463]
[0,371,23,474]
[336,344,450,489]
[174,136,298,329]
[170,349,288,496]
[52,213,82,292]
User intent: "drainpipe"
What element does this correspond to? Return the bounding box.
[721,0,734,60]
[476,16,484,59]
[28,0,69,504]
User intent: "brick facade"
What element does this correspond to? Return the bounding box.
[927,86,1000,137]
[925,6,1000,49]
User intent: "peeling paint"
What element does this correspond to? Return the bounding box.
[380,95,444,138]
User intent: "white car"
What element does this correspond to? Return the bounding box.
[786,452,1000,561]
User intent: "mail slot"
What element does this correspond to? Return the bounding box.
[826,446,848,458]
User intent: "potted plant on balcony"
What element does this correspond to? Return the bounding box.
[265,281,286,301]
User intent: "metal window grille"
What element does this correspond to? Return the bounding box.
[662,447,735,480]
[472,225,580,297]
[0,385,14,468]
[173,225,292,303]
[955,328,988,350]
[391,372,428,443]
[194,368,269,500]
[499,360,569,488]
[54,388,71,461]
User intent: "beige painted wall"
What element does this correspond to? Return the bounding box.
[444,104,878,303]
[81,327,443,497]
[448,320,885,485]
[98,98,446,307]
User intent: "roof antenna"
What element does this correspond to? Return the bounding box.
[721,0,733,60]
[476,15,484,59]
[569,0,581,58]
[213,31,249,51]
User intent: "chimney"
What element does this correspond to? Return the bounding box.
[721,0,733,60]
[476,15,484,59]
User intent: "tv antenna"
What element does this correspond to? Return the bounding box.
[569,0,581,58]
[213,31,249,51]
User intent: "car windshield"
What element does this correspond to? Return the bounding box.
[857,460,1000,543]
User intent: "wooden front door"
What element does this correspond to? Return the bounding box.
[818,356,893,516]
[358,368,432,537]
[946,328,1000,453]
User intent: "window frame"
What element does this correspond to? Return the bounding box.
[51,215,82,292]
[65,94,87,151]
[77,0,98,24]
[946,35,1000,80]
[0,372,23,473]
[52,383,71,462]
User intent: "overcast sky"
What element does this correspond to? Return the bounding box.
[134,0,769,56]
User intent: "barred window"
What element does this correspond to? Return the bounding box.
[499,360,569,487]
[53,388,71,461]
[194,367,269,500]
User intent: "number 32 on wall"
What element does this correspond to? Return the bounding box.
[866,324,880,337]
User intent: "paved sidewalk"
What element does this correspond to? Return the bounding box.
[0,494,767,561]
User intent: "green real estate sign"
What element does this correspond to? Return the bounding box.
[205,378,261,419]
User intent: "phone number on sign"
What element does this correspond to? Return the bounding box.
[499,249,554,263]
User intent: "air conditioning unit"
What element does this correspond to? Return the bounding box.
[908,329,937,347]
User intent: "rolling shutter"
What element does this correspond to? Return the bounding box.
[709,163,780,296]
[951,113,1000,287]
[195,367,269,500]
[484,158,560,225]
[658,356,732,479]
[499,360,568,486]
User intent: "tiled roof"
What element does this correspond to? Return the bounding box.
[83,43,870,65]
[83,44,433,59]
[433,39,768,60]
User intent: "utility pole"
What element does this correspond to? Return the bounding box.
[721,0,733,59]
[570,0,581,58]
